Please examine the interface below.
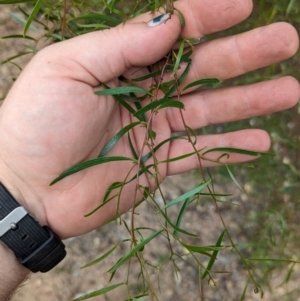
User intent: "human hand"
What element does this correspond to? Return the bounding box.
[0,0,299,239]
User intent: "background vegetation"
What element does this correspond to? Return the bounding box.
[0,0,300,300]
[208,1,300,298]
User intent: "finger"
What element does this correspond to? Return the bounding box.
[188,22,298,81]
[161,22,299,90]
[166,76,300,131]
[32,16,182,84]
[131,22,299,95]
[131,0,253,37]
[123,0,253,87]
[166,129,270,175]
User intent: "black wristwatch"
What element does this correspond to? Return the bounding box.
[0,183,66,273]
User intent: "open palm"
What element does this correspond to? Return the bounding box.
[0,0,299,238]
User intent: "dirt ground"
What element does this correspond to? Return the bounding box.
[1,5,300,301]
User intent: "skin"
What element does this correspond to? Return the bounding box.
[0,0,299,298]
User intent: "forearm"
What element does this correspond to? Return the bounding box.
[0,243,30,301]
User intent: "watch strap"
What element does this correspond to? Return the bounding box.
[0,183,66,272]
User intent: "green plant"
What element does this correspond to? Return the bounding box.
[1,0,300,300]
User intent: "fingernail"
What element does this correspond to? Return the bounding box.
[147,13,171,27]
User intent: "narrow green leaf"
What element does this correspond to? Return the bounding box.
[181,49,193,62]
[8,12,39,32]
[202,147,269,157]
[174,8,185,28]
[81,243,121,268]
[176,61,192,86]
[46,33,63,41]
[0,0,34,4]
[23,0,43,37]
[128,133,139,160]
[284,263,295,283]
[84,164,156,216]
[240,279,249,301]
[286,0,296,16]
[25,44,38,53]
[136,234,146,253]
[182,38,201,46]
[132,93,147,121]
[198,192,232,197]
[109,270,117,282]
[69,13,121,25]
[50,156,135,185]
[182,78,220,91]
[164,62,191,98]
[131,70,161,81]
[202,229,226,279]
[18,5,49,29]
[160,181,210,210]
[112,94,137,116]
[108,229,163,273]
[181,242,226,255]
[186,126,197,145]
[133,99,183,117]
[121,219,131,234]
[1,34,36,41]
[247,258,300,264]
[5,61,22,70]
[147,128,156,140]
[75,23,110,29]
[103,0,112,11]
[124,293,150,301]
[158,100,184,110]
[141,135,186,163]
[173,197,190,236]
[159,80,175,94]
[115,92,147,103]
[1,52,33,65]
[99,122,142,157]
[71,283,124,301]
[172,39,185,76]
[127,164,154,183]
[226,165,244,192]
[95,86,152,96]
[95,87,148,120]
[152,198,198,237]
[85,192,119,217]
[85,180,125,216]
[159,147,206,164]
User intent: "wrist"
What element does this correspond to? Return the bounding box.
[0,160,47,228]
[0,182,67,273]
[0,242,30,301]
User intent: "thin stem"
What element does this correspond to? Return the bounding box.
[61,0,67,39]
[172,51,262,294]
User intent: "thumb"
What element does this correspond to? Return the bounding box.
[42,13,182,83]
